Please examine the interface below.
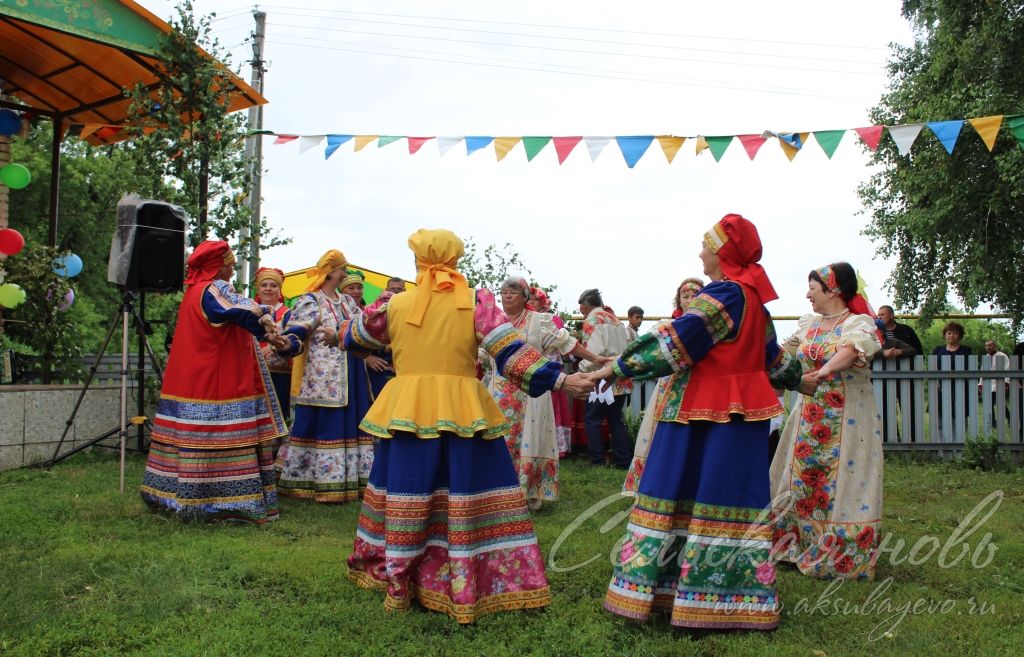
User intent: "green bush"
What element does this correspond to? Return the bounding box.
[957,432,1016,472]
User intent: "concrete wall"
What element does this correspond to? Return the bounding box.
[0,384,129,471]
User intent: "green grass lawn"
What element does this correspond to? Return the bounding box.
[1,454,1021,657]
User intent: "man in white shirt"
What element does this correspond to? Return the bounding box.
[983,340,1010,426]
[578,289,631,468]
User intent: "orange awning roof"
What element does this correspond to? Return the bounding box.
[0,0,265,145]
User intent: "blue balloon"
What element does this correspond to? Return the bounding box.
[0,109,21,136]
[53,253,84,278]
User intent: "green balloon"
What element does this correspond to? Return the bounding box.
[0,283,26,308]
[0,163,31,190]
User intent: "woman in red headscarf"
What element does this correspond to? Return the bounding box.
[141,241,288,524]
[591,214,810,632]
[253,267,292,425]
[769,262,883,581]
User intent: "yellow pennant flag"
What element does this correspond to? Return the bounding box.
[353,135,378,152]
[657,136,686,163]
[78,125,101,140]
[493,137,521,162]
[780,132,811,161]
[968,115,1003,152]
[694,135,709,156]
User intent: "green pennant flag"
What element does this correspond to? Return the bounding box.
[522,136,552,161]
[377,135,402,148]
[705,136,733,162]
[1007,115,1024,149]
[813,130,845,159]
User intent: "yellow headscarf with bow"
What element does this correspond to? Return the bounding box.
[406,229,473,326]
[305,249,347,292]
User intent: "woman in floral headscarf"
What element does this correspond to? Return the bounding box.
[769,261,883,581]
[274,250,374,503]
[591,213,807,632]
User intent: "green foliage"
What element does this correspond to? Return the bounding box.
[957,431,1016,471]
[859,1,1024,328]
[459,236,558,308]
[622,409,643,445]
[0,244,89,382]
[901,307,1017,352]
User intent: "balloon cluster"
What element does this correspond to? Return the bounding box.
[0,110,32,190]
[0,282,26,309]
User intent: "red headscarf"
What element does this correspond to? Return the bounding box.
[184,240,233,287]
[526,286,552,312]
[253,267,285,304]
[703,213,777,303]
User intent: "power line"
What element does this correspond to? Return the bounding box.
[264,38,876,101]
[258,10,885,66]
[255,4,890,52]
[266,21,884,77]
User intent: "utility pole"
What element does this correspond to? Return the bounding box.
[239,8,266,293]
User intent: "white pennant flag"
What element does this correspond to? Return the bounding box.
[585,137,612,162]
[887,124,924,156]
[436,137,463,157]
[298,135,324,154]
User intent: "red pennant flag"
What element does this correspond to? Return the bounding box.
[273,135,299,145]
[407,137,433,155]
[853,126,884,151]
[737,134,767,160]
[552,136,583,164]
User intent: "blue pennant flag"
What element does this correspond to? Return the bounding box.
[927,120,964,154]
[325,134,353,160]
[779,132,803,150]
[615,136,654,168]
[465,136,495,155]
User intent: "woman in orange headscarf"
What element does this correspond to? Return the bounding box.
[253,267,292,425]
[592,214,809,632]
[273,250,374,503]
[338,229,593,623]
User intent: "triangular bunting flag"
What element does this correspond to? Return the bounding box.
[694,136,710,156]
[437,137,462,157]
[299,136,324,154]
[465,136,494,155]
[493,137,521,162]
[354,135,378,152]
[79,125,101,140]
[585,137,612,162]
[888,124,924,156]
[778,132,809,161]
[273,135,299,145]
[377,136,402,148]
[407,137,433,155]
[324,134,352,160]
[705,136,733,162]
[1008,115,1024,149]
[812,130,845,159]
[853,126,885,151]
[656,136,685,163]
[927,120,964,154]
[616,136,654,168]
[737,134,767,160]
[552,137,582,164]
[522,136,552,162]
[968,115,1002,152]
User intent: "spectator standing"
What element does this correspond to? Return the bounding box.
[876,306,921,441]
[931,321,972,438]
[626,305,644,341]
[982,340,1010,426]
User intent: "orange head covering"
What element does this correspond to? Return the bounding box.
[702,213,777,303]
[184,240,234,286]
[406,228,473,326]
[305,249,347,292]
[253,267,285,303]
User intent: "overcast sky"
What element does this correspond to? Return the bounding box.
[151,0,920,334]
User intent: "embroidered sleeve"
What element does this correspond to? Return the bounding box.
[614,281,743,380]
[279,293,320,357]
[201,279,269,337]
[837,313,883,367]
[765,312,803,389]
[476,289,564,396]
[344,291,393,352]
[536,312,577,355]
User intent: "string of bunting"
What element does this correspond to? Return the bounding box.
[60,114,1024,167]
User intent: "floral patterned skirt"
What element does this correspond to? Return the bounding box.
[605,419,780,631]
[141,439,278,524]
[347,432,551,623]
[276,403,374,503]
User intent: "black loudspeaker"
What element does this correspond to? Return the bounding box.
[124,202,187,293]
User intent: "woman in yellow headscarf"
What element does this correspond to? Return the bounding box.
[273,249,374,503]
[327,229,593,624]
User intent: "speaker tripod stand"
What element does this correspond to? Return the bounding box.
[47,291,164,493]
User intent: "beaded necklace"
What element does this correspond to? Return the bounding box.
[806,309,849,362]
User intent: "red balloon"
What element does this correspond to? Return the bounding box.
[0,228,26,256]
